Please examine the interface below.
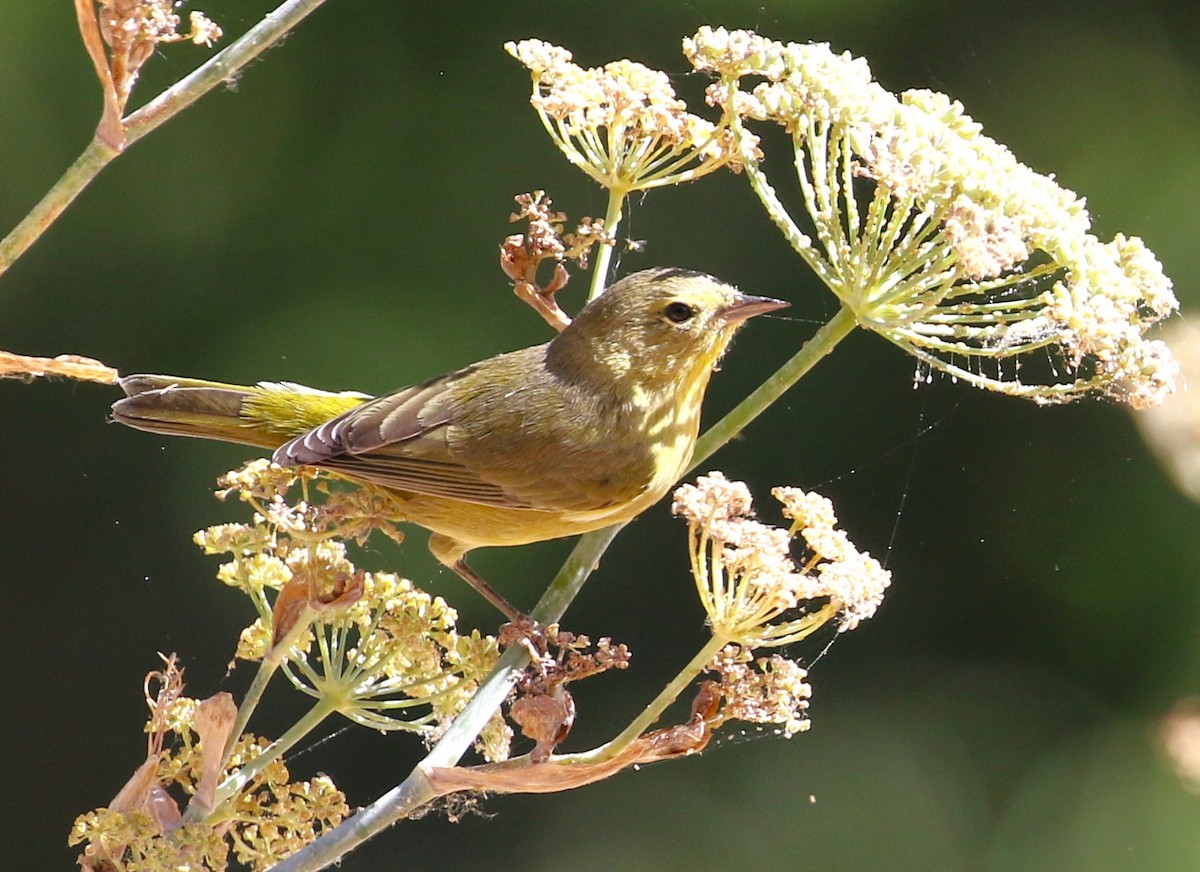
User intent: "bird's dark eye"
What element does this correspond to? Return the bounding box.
[663,301,696,324]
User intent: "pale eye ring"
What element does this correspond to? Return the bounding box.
[664,301,696,324]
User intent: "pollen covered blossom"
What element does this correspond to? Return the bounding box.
[684,26,1179,408]
[75,460,514,867]
[195,460,506,748]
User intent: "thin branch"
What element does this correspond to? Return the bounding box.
[0,349,117,383]
[0,0,329,281]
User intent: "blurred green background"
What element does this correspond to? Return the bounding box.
[3,1,1199,869]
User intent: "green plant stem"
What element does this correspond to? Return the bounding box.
[0,0,327,280]
[222,604,317,762]
[211,695,339,814]
[179,604,318,827]
[531,522,625,623]
[0,138,116,277]
[224,651,284,760]
[270,305,860,872]
[690,303,858,470]
[587,188,627,301]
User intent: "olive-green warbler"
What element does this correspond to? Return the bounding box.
[113,268,787,618]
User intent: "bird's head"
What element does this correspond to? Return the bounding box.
[551,267,788,388]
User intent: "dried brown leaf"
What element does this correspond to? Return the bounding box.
[192,692,237,813]
[426,712,711,796]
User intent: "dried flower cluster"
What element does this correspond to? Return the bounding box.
[97,0,223,73]
[89,0,222,109]
[506,39,754,196]
[705,644,813,736]
[70,656,349,871]
[683,26,1178,408]
[500,191,610,330]
[505,625,632,761]
[77,0,222,148]
[672,472,889,735]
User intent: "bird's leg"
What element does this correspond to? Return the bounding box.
[449,558,523,623]
[428,533,525,623]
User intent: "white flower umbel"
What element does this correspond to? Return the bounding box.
[565,472,887,765]
[507,38,755,297]
[673,473,890,645]
[686,27,1179,408]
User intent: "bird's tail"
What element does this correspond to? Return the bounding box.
[112,374,370,450]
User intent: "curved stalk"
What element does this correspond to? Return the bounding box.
[569,635,727,764]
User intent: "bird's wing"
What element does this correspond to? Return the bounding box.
[273,367,537,509]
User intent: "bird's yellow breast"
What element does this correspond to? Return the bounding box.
[395,364,711,554]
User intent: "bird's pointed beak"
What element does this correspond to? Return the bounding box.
[720,293,790,324]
